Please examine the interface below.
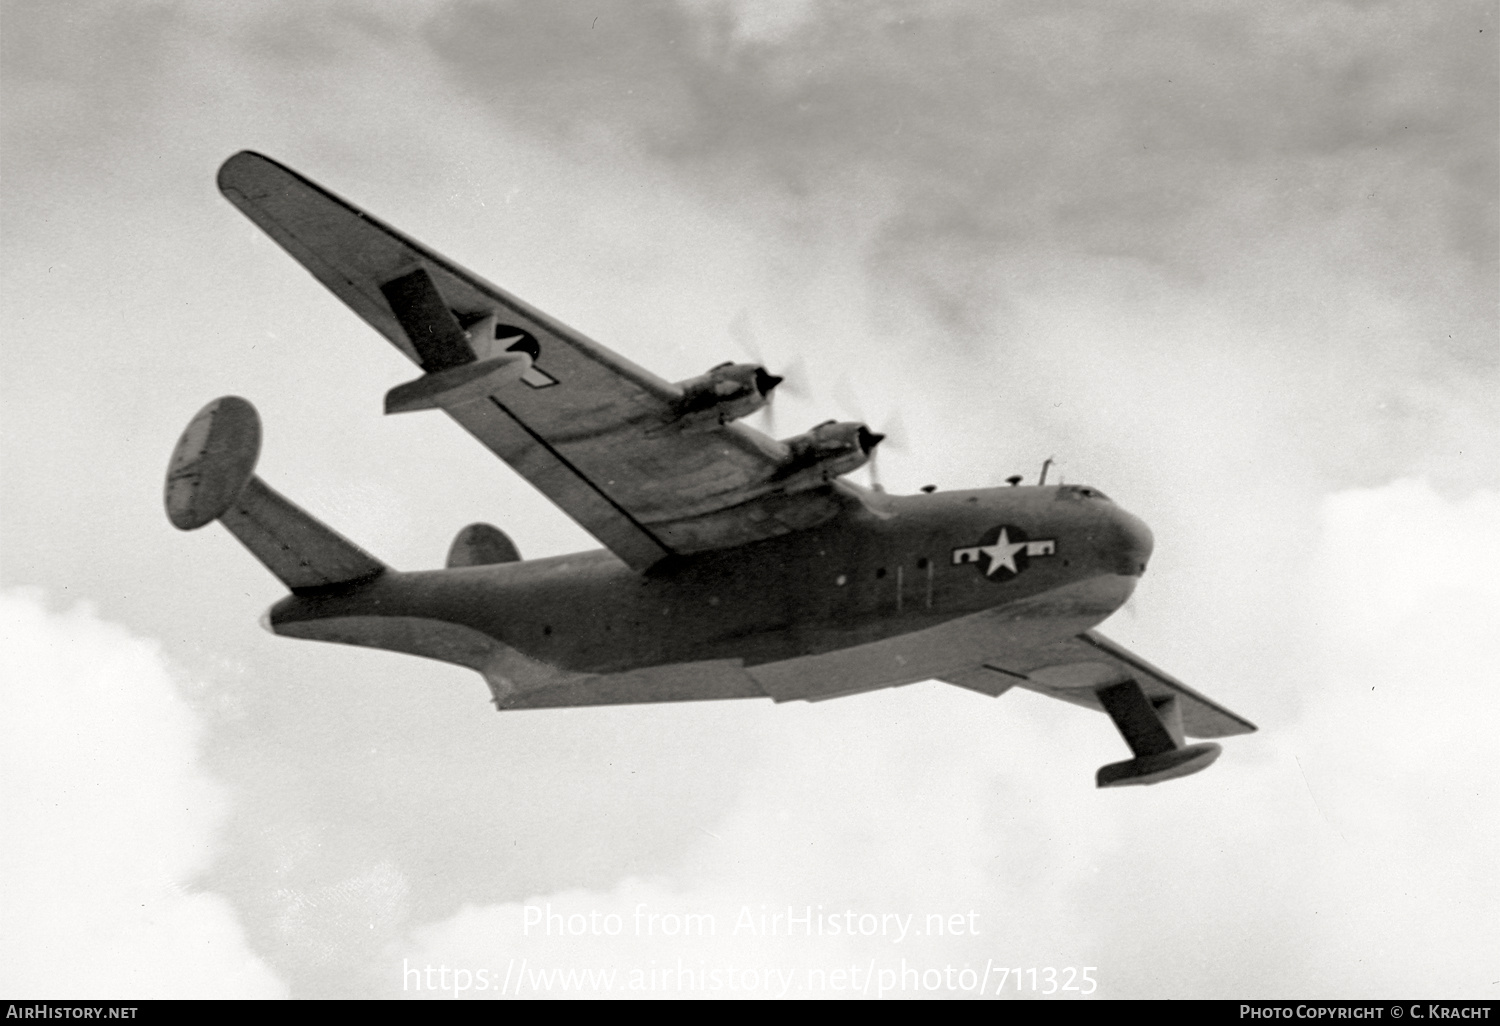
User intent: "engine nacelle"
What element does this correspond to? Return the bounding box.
[665,362,782,431]
[774,420,884,491]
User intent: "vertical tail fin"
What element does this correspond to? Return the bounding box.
[166,397,386,591]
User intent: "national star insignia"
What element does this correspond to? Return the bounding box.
[979,528,1028,576]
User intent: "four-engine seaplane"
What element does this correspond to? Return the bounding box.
[166,152,1255,788]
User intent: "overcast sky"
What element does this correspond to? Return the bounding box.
[2,0,1496,1000]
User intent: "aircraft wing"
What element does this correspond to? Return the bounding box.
[941,630,1256,739]
[217,151,841,571]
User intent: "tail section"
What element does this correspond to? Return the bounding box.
[166,397,386,591]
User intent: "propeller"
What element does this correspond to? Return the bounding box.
[831,374,907,491]
[730,310,806,436]
[864,411,907,491]
[754,366,784,402]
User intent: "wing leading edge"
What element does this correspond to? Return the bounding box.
[217,151,845,570]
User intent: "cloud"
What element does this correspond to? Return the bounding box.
[422,1,1495,277]
[1289,479,1500,993]
[0,590,286,997]
[411,0,1497,494]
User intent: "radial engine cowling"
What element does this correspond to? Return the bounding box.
[667,362,782,430]
[775,420,884,491]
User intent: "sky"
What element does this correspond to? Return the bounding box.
[2,0,1497,1000]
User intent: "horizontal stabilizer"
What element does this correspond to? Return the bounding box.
[219,478,386,591]
[166,397,386,592]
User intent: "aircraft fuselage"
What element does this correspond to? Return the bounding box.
[268,482,1153,703]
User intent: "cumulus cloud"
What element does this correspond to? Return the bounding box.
[0,591,285,997]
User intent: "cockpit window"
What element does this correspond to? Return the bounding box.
[1057,485,1112,502]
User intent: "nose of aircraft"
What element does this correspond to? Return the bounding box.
[1113,506,1155,576]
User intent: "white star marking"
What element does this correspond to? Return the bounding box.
[979,528,1028,576]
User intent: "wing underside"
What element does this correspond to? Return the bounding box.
[941,630,1255,739]
[218,151,837,570]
